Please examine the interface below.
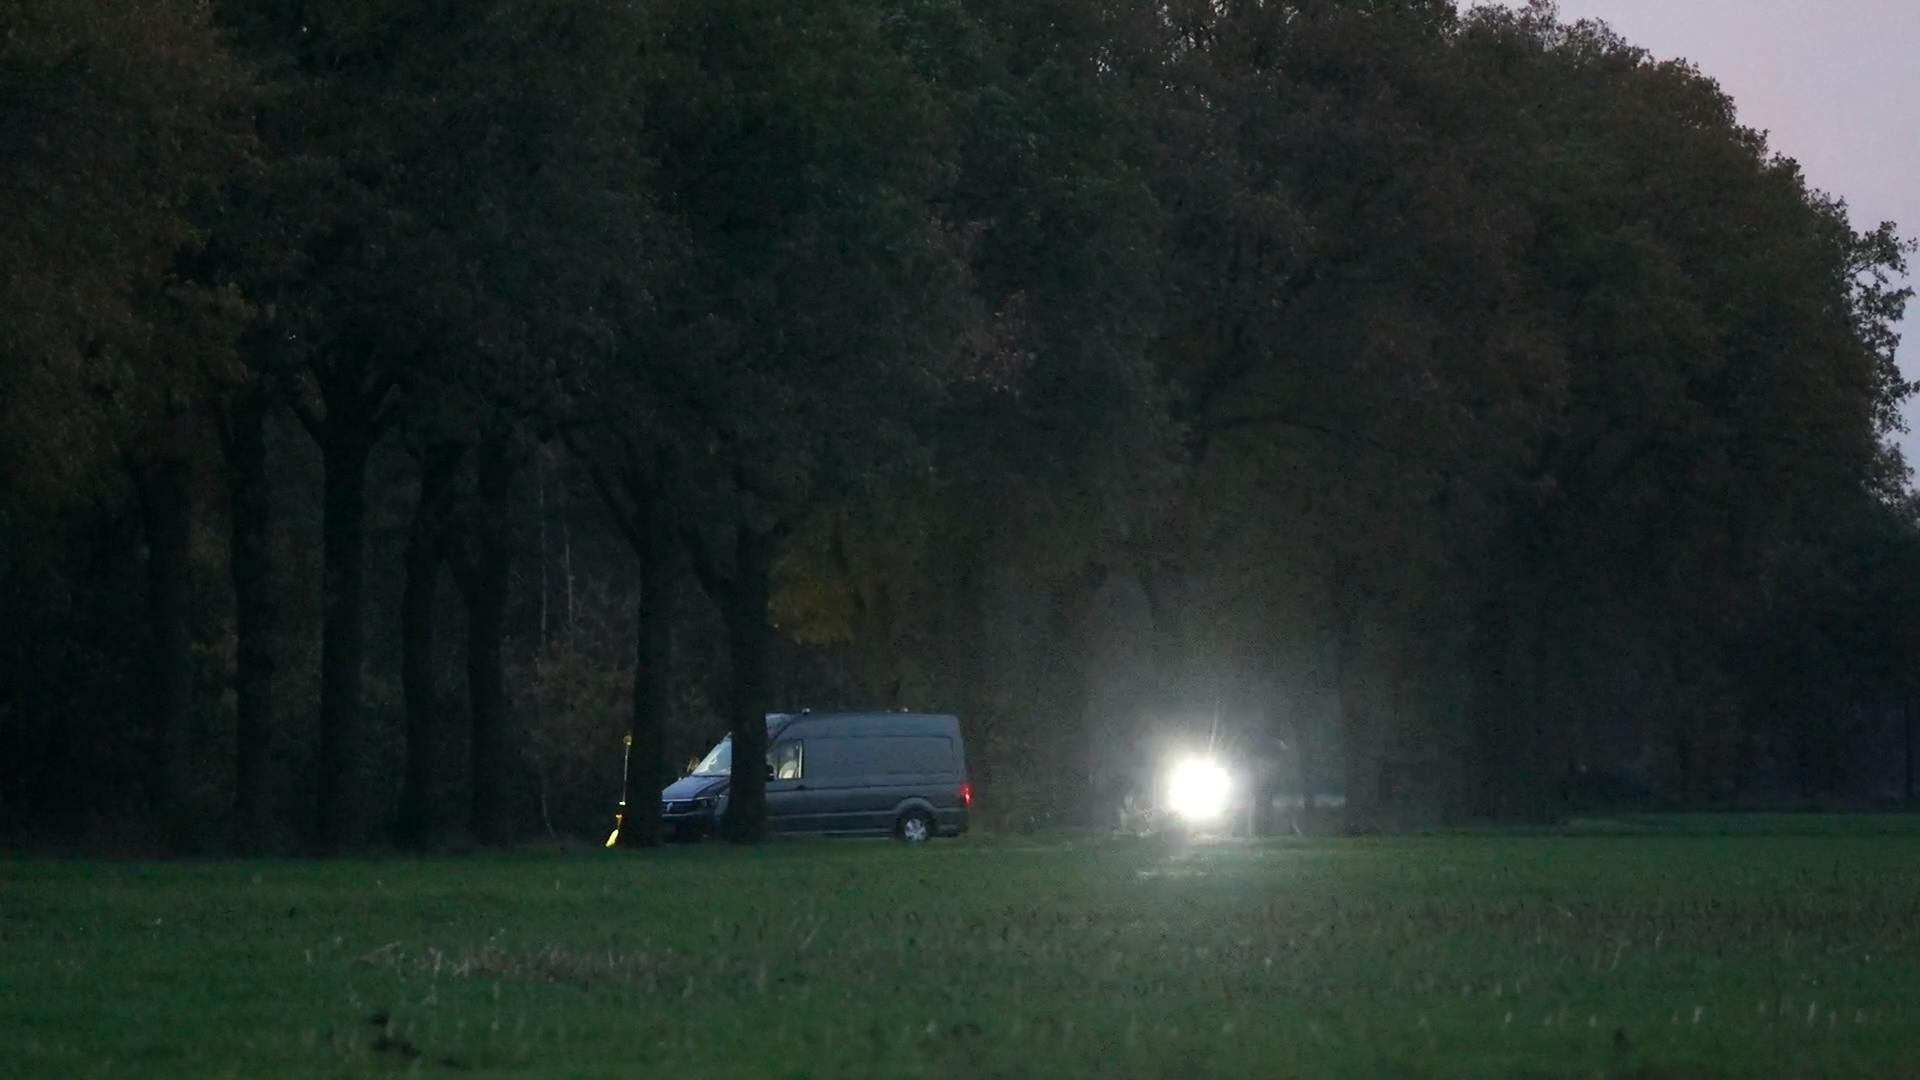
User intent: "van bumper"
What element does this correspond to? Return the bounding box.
[661,806,718,838]
[938,810,969,838]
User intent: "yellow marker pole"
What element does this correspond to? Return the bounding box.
[605,733,633,847]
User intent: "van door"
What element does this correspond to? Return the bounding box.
[765,739,818,831]
[795,737,890,832]
[764,734,840,826]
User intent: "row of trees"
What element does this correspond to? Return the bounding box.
[2,0,1913,853]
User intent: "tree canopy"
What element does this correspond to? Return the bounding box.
[1,0,1913,851]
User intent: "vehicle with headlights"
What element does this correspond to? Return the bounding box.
[1114,751,1255,839]
[660,711,971,842]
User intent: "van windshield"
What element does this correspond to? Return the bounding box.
[691,737,731,776]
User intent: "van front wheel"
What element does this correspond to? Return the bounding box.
[896,809,934,844]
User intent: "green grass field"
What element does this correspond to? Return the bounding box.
[7,821,1920,1078]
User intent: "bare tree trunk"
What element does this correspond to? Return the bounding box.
[396,547,439,849]
[721,524,775,843]
[314,431,371,854]
[621,469,673,848]
[132,447,194,848]
[396,445,461,850]
[219,396,274,854]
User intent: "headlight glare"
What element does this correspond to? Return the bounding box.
[1166,756,1231,823]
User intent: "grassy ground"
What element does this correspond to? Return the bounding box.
[6,822,1920,1078]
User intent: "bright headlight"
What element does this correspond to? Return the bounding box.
[1166,756,1231,823]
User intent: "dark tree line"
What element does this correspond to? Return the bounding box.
[2,0,1914,853]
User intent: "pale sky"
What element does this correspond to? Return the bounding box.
[1475,0,1920,464]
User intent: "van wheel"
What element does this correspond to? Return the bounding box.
[896,809,934,844]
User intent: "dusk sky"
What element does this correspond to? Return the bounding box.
[1477,0,1920,463]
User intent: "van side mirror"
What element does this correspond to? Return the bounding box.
[765,762,776,781]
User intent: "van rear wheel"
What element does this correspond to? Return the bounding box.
[896,809,934,844]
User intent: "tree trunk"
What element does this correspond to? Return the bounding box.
[721,524,775,843]
[620,470,673,848]
[396,547,439,849]
[460,439,515,848]
[396,445,461,850]
[314,433,371,854]
[464,559,511,846]
[134,450,194,848]
[221,397,275,854]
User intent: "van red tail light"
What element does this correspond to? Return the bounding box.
[960,783,972,808]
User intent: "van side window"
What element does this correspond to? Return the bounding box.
[772,740,803,781]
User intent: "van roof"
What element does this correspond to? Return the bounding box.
[765,710,960,739]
